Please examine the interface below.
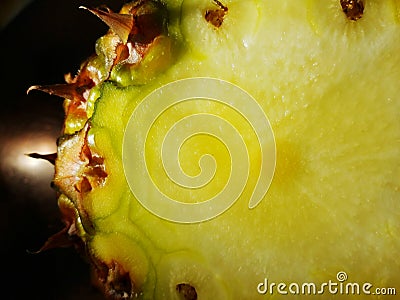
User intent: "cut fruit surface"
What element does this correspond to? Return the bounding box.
[30,0,400,299]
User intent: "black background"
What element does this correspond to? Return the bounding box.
[0,0,125,299]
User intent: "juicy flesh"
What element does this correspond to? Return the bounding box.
[39,0,400,299]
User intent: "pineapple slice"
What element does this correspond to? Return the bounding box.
[30,0,400,299]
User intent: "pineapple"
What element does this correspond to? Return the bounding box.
[29,0,400,299]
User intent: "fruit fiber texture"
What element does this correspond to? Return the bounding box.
[31,0,400,299]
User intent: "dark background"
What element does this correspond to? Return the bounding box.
[0,0,125,299]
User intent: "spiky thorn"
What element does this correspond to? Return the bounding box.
[27,65,95,102]
[27,83,86,102]
[79,6,134,44]
[28,196,87,254]
[27,152,57,165]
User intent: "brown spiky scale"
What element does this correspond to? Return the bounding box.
[80,6,134,44]
[53,123,107,205]
[31,196,86,254]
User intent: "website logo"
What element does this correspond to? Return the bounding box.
[123,77,276,223]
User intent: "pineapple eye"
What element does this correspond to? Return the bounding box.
[340,0,364,20]
[205,0,228,27]
[176,283,198,300]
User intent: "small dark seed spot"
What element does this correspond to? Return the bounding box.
[205,0,228,28]
[176,283,198,300]
[340,0,364,21]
